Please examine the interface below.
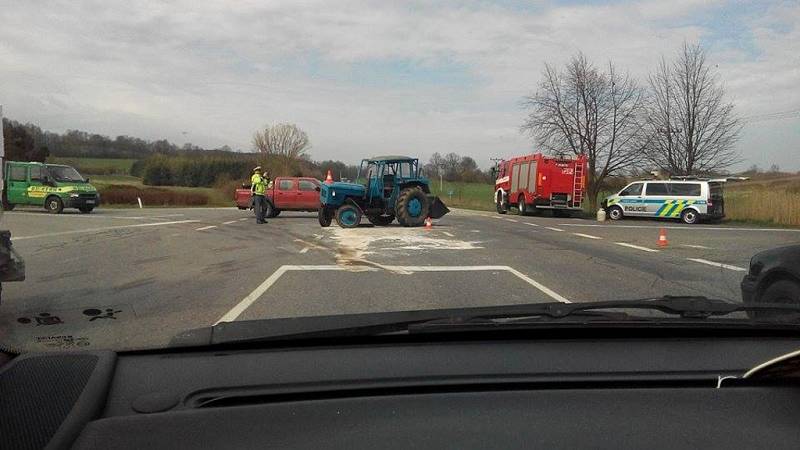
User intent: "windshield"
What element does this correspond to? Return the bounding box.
[46,165,85,182]
[0,1,798,354]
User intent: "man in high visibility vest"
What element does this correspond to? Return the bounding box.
[251,166,269,224]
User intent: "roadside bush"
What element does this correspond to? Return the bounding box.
[99,184,208,206]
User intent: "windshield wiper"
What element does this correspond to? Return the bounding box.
[171,296,800,347]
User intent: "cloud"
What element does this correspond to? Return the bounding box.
[0,0,797,170]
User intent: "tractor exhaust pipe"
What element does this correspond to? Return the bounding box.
[428,196,450,219]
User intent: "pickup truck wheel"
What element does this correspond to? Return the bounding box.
[318,207,334,227]
[45,196,64,214]
[367,214,394,226]
[271,210,281,218]
[79,207,94,214]
[335,205,362,228]
[396,187,429,227]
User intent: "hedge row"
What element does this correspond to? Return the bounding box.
[99,184,208,206]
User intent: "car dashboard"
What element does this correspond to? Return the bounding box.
[2,334,800,449]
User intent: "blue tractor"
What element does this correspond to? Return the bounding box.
[318,155,450,228]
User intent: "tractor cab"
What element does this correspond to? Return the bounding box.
[359,156,421,203]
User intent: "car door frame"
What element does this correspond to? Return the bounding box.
[617,182,646,216]
[643,181,671,218]
[6,163,31,205]
[297,178,320,209]
[274,178,297,209]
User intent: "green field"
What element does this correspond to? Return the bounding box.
[47,157,136,175]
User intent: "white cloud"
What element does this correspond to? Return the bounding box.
[0,0,797,170]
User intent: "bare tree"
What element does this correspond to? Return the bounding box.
[252,123,310,158]
[643,43,741,175]
[521,53,646,210]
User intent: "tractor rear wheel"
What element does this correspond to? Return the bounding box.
[335,204,362,228]
[396,187,429,227]
[318,207,334,227]
[367,214,395,226]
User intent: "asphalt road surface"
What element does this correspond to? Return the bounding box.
[1,206,798,352]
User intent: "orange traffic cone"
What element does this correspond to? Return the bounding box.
[324,169,333,184]
[657,228,668,248]
[424,217,432,230]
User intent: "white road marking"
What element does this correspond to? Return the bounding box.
[442,231,455,237]
[557,223,800,233]
[238,218,248,222]
[223,220,238,225]
[545,227,564,232]
[299,247,310,254]
[195,225,218,231]
[686,258,747,272]
[490,216,503,219]
[681,244,711,249]
[615,242,659,253]
[525,222,540,227]
[14,220,200,240]
[504,219,519,223]
[216,264,570,323]
[572,232,602,240]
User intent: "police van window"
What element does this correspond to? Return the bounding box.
[278,179,294,191]
[9,166,26,181]
[669,183,701,196]
[645,183,670,196]
[298,180,316,191]
[29,166,43,181]
[619,183,643,196]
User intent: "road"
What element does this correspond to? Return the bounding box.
[0,206,798,352]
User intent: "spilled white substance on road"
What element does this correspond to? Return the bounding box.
[328,226,483,262]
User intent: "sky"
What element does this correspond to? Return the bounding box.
[0,0,798,171]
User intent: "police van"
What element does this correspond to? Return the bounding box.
[603,180,725,224]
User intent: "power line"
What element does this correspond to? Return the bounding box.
[742,108,800,124]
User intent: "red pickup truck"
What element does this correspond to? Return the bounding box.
[235,176,321,217]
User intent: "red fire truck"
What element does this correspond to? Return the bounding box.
[494,153,587,216]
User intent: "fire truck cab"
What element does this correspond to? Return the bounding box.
[494,153,587,217]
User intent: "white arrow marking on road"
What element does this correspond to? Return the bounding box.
[216,264,570,324]
[572,232,602,240]
[687,258,746,272]
[14,220,200,240]
[615,242,659,253]
[557,223,800,233]
[681,244,711,249]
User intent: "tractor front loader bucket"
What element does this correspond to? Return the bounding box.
[428,196,450,219]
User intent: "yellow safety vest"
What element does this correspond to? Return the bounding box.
[251,174,266,195]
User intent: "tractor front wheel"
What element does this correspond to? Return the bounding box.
[367,214,395,226]
[318,207,334,227]
[335,204,362,228]
[396,187,429,227]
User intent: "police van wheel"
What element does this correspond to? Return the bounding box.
[608,206,623,221]
[45,196,64,214]
[681,209,699,225]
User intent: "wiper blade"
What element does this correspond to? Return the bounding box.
[170,297,800,347]
[429,296,800,322]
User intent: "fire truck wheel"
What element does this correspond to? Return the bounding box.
[518,196,528,216]
[608,206,623,221]
[496,197,507,214]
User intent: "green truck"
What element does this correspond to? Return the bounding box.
[2,161,100,213]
